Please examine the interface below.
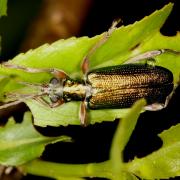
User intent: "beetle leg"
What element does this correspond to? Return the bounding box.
[124,49,180,64]
[144,103,165,111]
[79,100,88,126]
[145,72,179,111]
[81,56,89,75]
[144,90,176,111]
[2,63,68,80]
[49,99,64,108]
[144,91,175,111]
[163,79,180,108]
[81,19,121,74]
[34,96,64,108]
[33,96,50,107]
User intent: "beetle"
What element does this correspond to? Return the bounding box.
[0,21,179,126]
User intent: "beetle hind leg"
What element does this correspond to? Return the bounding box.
[144,103,165,111]
[144,89,176,111]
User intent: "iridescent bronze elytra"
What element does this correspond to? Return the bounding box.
[0,21,179,126]
[86,64,173,109]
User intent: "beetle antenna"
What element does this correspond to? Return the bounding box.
[0,99,24,109]
[0,92,46,110]
[18,81,46,88]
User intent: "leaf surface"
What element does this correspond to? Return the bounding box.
[125,124,180,179]
[0,112,71,165]
[0,0,7,17]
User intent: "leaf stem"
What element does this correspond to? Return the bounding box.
[109,99,146,175]
[20,159,113,179]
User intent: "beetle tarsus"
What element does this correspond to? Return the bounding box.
[108,18,121,36]
[124,49,180,64]
[163,49,180,55]
[81,19,120,75]
[144,103,165,111]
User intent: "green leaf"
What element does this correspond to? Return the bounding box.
[0,3,180,127]
[0,112,71,166]
[125,124,180,179]
[0,0,8,17]
[0,76,10,101]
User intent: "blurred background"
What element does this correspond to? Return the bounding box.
[0,0,179,179]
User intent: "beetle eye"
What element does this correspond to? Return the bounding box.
[50,95,60,103]
[50,78,59,85]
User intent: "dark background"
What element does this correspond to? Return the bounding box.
[0,0,179,179]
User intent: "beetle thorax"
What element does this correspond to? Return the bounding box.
[63,80,89,101]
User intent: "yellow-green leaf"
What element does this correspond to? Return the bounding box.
[0,112,71,166]
[125,124,180,179]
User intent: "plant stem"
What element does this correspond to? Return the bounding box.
[109,99,146,175]
[20,159,113,179]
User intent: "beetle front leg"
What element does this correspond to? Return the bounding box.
[2,63,68,80]
[81,19,121,74]
[124,49,180,64]
[34,96,64,108]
